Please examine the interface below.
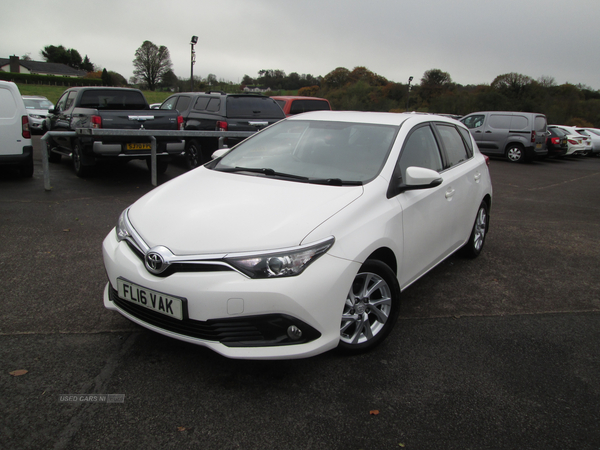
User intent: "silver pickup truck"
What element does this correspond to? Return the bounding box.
[46,87,184,177]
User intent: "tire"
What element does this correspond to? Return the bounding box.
[185,139,203,170]
[72,140,93,178]
[461,201,489,258]
[506,144,525,163]
[337,260,401,354]
[20,153,34,178]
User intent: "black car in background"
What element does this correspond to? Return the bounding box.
[546,127,569,157]
[159,92,285,169]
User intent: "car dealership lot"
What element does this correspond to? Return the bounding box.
[1,138,599,449]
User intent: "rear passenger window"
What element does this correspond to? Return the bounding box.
[175,96,191,113]
[397,125,443,180]
[436,124,470,168]
[510,115,528,130]
[206,98,220,112]
[194,97,209,110]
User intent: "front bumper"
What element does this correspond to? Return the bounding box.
[102,230,359,359]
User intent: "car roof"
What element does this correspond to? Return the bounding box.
[271,96,329,101]
[286,110,463,127]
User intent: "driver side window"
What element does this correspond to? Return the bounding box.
[397,125,443,181]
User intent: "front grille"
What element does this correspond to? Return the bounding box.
[109,286,320,347]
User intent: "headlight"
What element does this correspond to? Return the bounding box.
[116,209,131,242]
[225,237,335,279]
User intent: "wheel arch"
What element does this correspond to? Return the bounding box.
[364,247,398,277]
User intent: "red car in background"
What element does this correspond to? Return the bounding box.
[271,96,331,117]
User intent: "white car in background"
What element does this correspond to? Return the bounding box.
[548,126,588,156]
[575,128,600,156]
[22,95,53,134]
[102,111,493,359]
[553,125,593,155]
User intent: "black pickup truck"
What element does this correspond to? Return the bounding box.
[46,87,184,177]
[159,92,285,169]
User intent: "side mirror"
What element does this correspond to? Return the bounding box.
[48,107,59,114]
[386,166,443,198]
[404,166,443,189]
[211,148,230,160]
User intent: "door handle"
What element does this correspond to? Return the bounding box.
[445,188,455,199]
[485,131,492,133]
[474,172,481,182]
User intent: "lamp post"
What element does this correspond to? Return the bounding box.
[406,76,413,111]
[190,36,198,91]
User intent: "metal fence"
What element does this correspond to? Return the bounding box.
[40,129,256,191]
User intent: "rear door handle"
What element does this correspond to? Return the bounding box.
[445,188,455,199]
[474,172,481,182]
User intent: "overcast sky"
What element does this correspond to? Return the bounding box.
[2,0,600,89]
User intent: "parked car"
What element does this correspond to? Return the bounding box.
[102,111,493,359]
[46,87,184,177]
[460,111,548,162]
[271,96,331,117]
[22,95,53,134]
[548,126,587,156]
[575,128,600,156]
[553,125,593,155]
[159,92,286,170]
[0,81,33,177]
[546,127,569,157]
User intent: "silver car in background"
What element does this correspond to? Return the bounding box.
[22,95,54,134]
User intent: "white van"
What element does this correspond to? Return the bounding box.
[0,81,33,177]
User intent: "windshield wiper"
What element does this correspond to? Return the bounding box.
[307,178,363,186]
[219,166,309,181]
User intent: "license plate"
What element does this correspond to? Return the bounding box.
[536,143,542,149]
[117,278,184,320]
[126,143,151,150]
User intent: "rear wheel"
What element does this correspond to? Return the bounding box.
[506,144,525,163]
[185,139,203,170]
[337,260,400,354]
[462,201,489,258]
[72,140,93,178]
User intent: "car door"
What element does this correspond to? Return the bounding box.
[432,122,483,249]
[51,90,77,149]
[393,123,456,288]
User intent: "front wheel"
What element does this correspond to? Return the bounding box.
[461,201,489,258]
[338,260,400,354]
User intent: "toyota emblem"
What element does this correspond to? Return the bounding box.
[145,251,166,274]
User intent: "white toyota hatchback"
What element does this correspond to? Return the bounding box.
[102,111,492,359]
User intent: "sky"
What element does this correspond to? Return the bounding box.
[2,0,600,89]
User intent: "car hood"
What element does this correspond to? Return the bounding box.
[26,108,49,115]
[128,167,363,255]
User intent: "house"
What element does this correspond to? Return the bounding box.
[242,85,270,93]
[0,55,87,78]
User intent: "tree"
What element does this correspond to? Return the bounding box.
[101,68,111,86]
[132,41,173,91]
[41,45,93,71]
[420,69,453,104]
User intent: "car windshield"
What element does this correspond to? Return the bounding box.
[212,119,398,184]
[23,98,53,110]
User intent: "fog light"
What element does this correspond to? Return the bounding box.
[287,325,302,340]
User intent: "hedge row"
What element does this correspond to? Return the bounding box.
[0,72,103,87]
